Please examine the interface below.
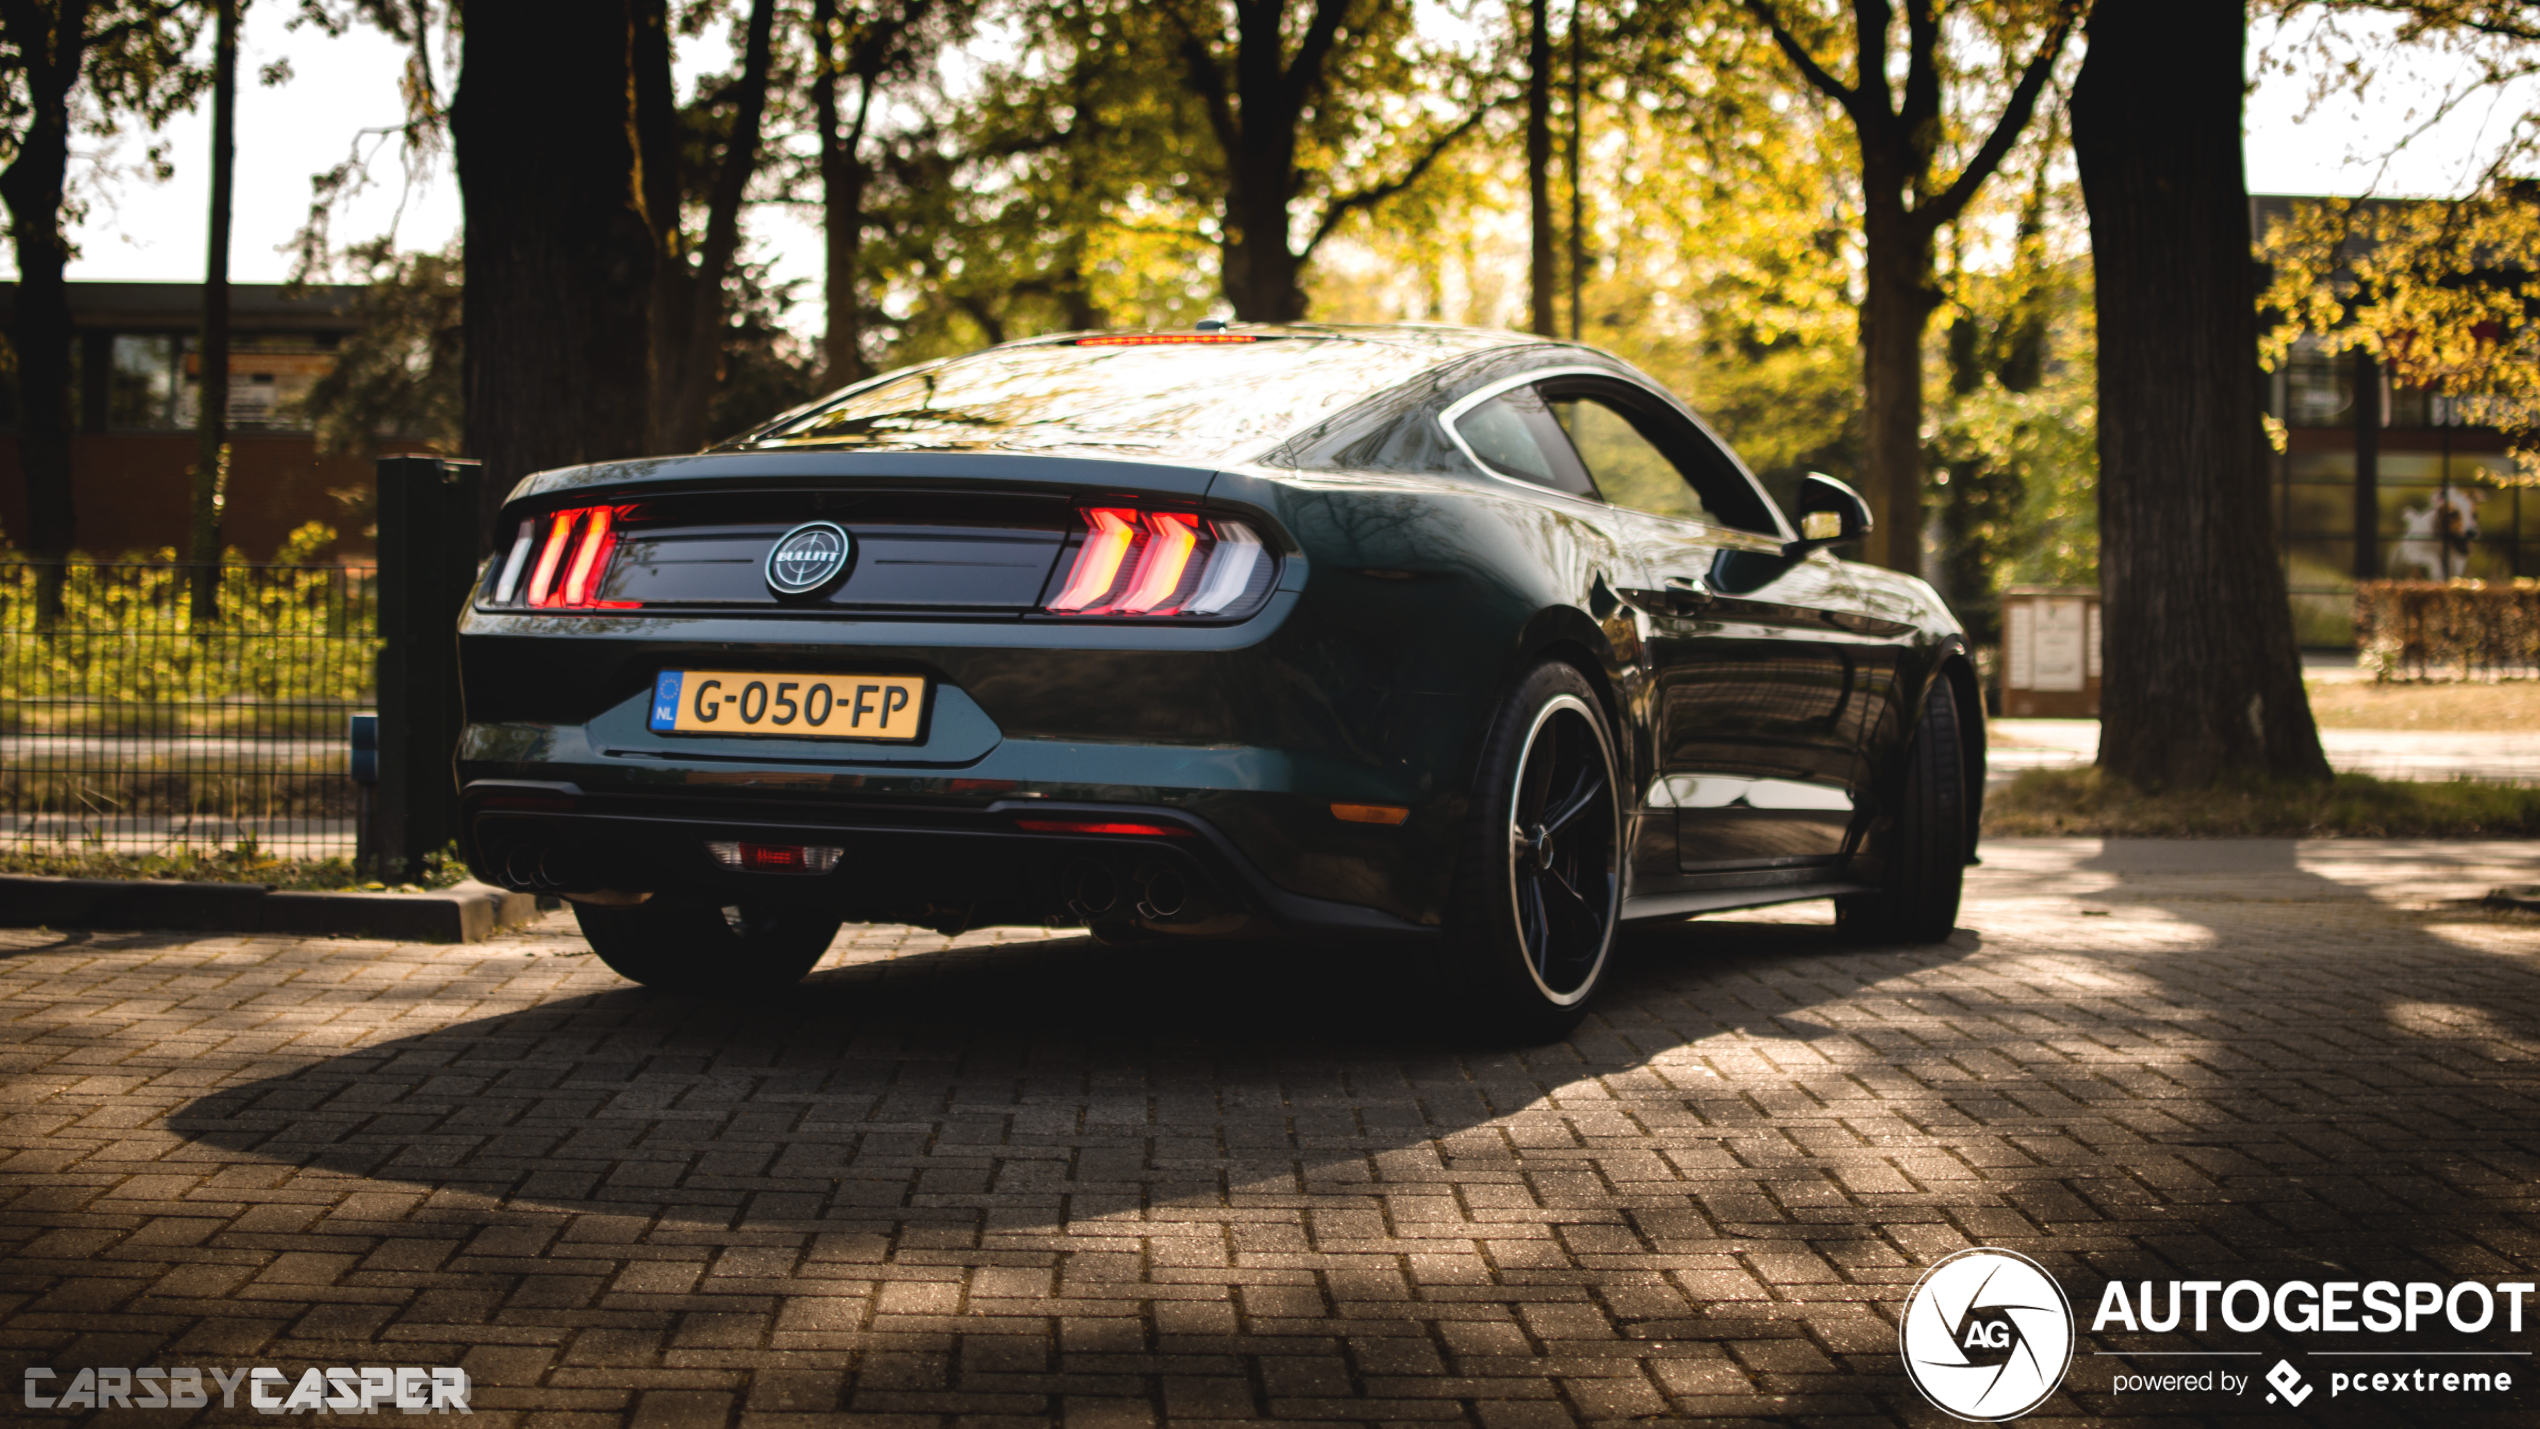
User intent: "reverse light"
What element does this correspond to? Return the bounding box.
[705,840,843,874]
[497,506,641,611]
[1042,508,1273,619]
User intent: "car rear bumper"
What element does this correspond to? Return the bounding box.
[459,780,1442,939]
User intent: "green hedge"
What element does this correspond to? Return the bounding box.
[2354,579,2540,682]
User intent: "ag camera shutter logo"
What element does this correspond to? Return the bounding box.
[1901,1248,2075,1421]
[766,521,853,597]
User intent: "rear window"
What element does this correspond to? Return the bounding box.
[739,335,1473,464]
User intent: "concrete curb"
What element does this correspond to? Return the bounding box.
[0,876,552,943]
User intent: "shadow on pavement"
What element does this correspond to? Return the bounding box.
[129,877,2540,1422]
[164,918,1978,1225]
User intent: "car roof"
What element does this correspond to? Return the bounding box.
[731,323,1553,466]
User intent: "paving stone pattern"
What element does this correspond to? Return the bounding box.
[3,851,2539,1425]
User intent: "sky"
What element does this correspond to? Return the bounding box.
[28,7,2540,326]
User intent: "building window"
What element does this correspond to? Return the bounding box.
[97,331,334,432]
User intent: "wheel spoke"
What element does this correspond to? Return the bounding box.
[1536,865,1606,960]
[1538,760,1605,837]
[1516,876,1552,975]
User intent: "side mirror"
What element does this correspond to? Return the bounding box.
[1782,472,1873,558]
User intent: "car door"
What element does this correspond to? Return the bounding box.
[1534,377,1890,874]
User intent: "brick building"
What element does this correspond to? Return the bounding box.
[0,281,386,561]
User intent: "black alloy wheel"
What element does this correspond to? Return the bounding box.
[1437,661,1622,1041]
[574,901,842,994]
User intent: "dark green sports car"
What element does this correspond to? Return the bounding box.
[456,324,1982,1037]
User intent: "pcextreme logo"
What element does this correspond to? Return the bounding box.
[1900,1248,2077,1422]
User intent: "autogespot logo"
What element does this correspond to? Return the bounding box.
[1901,1248,2077,1421]
[766,521,852,597]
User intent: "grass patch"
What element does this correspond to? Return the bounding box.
[0,842,469,892]
[1985,766,2540,837]
[2303,676,2540,733]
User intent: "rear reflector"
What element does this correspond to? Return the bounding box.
[1331,803,1410,825]
[1043,508,1272,618]
[481,794,578,813]
[1014,818,1193,837]
[705,840,843,873]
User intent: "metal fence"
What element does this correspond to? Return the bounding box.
[0,562,378,859]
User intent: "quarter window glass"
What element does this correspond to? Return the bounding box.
[1549,397,1714,523]
[1545,385,1780,534]
[1453,388,1594,496]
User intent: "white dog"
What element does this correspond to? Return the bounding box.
[2389,487,2482,580]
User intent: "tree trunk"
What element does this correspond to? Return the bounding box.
[1216,0,1309,322]
[2072,0,2328,788]
[1858,177,1936,575]
[634,0,681,448]
[1526,0,1554,337]
[453,0,657,550]
[658,0,778,450]
[189,0,238,620]
[1221,124,1305,322]
[1566,6,1584,340]
[810,0,867,387]
[0,0,91,616]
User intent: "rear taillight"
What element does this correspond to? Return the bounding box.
[489,505,640,611]
[1042,508,1273,618]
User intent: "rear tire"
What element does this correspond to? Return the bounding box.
[574,902,841,993]
[1836,677,1967,943]
[1433,661,1623,1043]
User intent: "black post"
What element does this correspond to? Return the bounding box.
[2354,346,2380,580]
[374,456,484,880]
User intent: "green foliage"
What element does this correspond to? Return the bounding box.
[301,240,464,456]
[0,839,470,891]
[1987,765,2540,838]
[705,257,822,443]
[2353,578,2540,681]
[0,552,377,724]
[2261,187,2540,474]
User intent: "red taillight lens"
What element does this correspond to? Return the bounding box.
[1047,507,1142,611]
[1115,512,1200,613]
[524,511,577,607]
[1042,507,1271,619]
[501,506,636,611]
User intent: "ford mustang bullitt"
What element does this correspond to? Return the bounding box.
[455,324,1983,1038]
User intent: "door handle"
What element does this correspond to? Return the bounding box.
[1664,575,1715,609]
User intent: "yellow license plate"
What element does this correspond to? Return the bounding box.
[649,670,928,740]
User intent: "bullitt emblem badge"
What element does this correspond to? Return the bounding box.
[766,521,852,597]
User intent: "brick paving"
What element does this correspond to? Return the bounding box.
[3,840,2538,1425]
